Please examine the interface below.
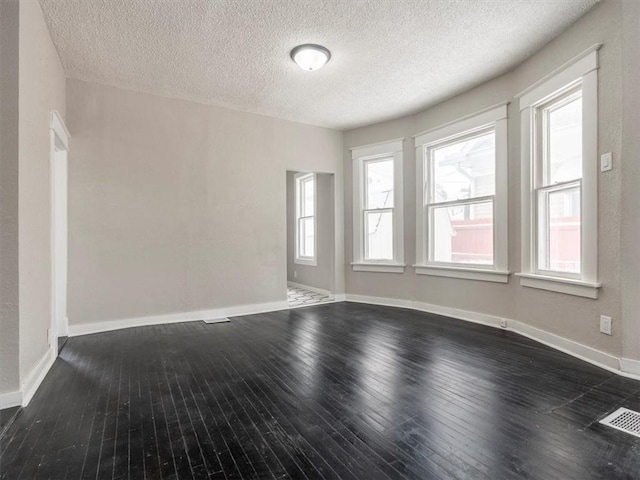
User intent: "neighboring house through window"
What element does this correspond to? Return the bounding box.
[414,104,509,283]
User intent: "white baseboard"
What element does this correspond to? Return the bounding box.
[346,294,503,328]
[68,300,290,337]
[287,281,332,297]
[345,294,639,381]
[0,347,57,409]
[509,319,621,372]
[333,293,347,302]
[21,347,56,407]
[413,299,504,329]
[621,357,640,376]
[346,294,412,310]
[0,390,22,409]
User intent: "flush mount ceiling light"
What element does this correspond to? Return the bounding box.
[290,44,331,71]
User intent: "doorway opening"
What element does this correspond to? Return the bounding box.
[286,170,335,308]
[50,111,69,354]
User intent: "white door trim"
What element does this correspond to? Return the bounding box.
[50,110,70,351]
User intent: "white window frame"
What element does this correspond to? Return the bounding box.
[413,104,509,283]
[294,172,317,266]
[516,45,601,299]
[350,139,405,273]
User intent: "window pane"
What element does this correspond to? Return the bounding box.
[431,131,495,203]
[431,201,493,265]
[537,186,581,274]
[365,159,394,209]
[546,94,582,184]
[299,217,314,257]
[365,210,393,260]
[302,178,314,217]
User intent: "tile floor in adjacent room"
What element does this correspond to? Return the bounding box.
[287,284,332,307]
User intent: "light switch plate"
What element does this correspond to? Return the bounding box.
[601,152,612,172]
[600,315,612,335]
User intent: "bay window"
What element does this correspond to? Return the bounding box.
[414,105,509,283]
[517,46,600,298]
[351,139,405,273]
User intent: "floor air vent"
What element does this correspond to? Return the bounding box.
[600,408,640,438]
[203,317,230,324]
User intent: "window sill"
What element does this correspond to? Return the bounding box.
[351,263,406,273]
[413,265,510,283]
[295,258,317,267]
[516,273,601,299]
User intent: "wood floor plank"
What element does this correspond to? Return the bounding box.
[2,303,640,479]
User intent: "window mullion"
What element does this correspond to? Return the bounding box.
[427,195,496,209]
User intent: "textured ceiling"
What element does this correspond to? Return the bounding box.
[39,0,598,130]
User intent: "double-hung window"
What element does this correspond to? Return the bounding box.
[295,173,316,266]
[351,139,404,273]
[517,47,600,298]
[414,105,509,283]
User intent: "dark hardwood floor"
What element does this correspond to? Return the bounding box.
[0,408,19,441]
[1,302,640,479]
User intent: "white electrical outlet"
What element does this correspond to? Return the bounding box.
[601,152,613,172]
[499,319,507,329]
[600,315,612,335]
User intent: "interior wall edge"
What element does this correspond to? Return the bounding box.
[0,345,57,409]
[20,346,56,407]
[0,391,22,410]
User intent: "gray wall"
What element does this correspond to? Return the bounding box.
[18,0,67,383]
[66,79,343,328]
[286,171,334,292]
[621,0,640,363]
[0,0,20,395]
[343,0,625,356]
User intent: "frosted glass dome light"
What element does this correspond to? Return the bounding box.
[291,44,331,71]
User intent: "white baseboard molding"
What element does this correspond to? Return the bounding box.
[287,281,332,297]
[0,347,57,409]
[345,294,640,381]
[0,390,22,410]
[510,319,621,372]
[346,294,503,327]
[333,293,347,302]
[68,300,290,337]
[21,347,56,407]
[621,358,640,376]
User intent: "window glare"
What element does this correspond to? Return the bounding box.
[432,131,495,203]
[546,95,582,185]
[299,217,315,257]
[302,178,314,216]
[366,159,394,209]
[365,210,393,260]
